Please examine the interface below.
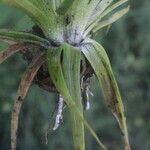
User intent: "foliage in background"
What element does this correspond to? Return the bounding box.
[0,0,149,150]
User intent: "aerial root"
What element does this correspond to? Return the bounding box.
[53,95,64,130]
[11,53,45,150]
[45,95,65,144]
[81,77,93,110]
[85,85,93,110]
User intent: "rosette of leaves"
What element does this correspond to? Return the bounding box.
[0,0,130,150]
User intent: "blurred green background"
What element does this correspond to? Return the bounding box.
[0,0,150,150]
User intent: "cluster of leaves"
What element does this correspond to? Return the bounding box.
[0,0,132,150]
[0,0,149,150]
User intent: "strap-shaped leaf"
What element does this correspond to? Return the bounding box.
[99,0,129,21]
[81,39,130,150]
[84,0,129,37]
[26,0,58,34]
[47,45,106,150]
[61,43,84,149]
[61,43,81,105]
[0,29,49,47]
[2,0,48,31]
[28,0,55,17]
[92,6,130,34]
[2,0,58,36]
[87,0,114,27]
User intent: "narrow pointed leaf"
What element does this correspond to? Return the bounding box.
[61,43,84,150]
[2,0,49,31]
[2,0,59,37]
[92,6,130,34]
[0,29,50,47]
[81,39,130,150]
[47,46,106,150]
[100,0,129,20]
[84,0,129,37]
[87,0,114,27]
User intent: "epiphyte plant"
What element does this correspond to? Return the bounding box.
[0,0,130,150]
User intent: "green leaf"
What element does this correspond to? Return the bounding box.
[56,0,75,15]
[26,0,57,33]
[2,0,49,32]
[84,0,129,37]
[61,43,84,150]
[47,44,106,150]
[1,0,60,38]
[65,0,102,43]
[0,29,49,47]
[86,0,114,27]
[99,0,129,20]
[92,6,130,34]
[81,39,130,150]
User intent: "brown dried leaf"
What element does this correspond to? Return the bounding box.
[0,44,26,64]
[11,53,45,150]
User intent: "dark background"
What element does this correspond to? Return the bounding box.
[0,0,150,149]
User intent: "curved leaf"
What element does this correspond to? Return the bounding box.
[47,44,106,150]
[61,43,84,150]
[84,0,129,37]
[81,39,130,150]
[87,0,114,27]
[1,0,59,37]
[92,6,130,34]
[2,0,49,31]
[0,29,50,47]
[99,0,129,20]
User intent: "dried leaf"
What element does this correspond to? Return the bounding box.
[11,53,45,150]
[0,44,26,64]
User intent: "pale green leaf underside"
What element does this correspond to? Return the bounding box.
[47,44,106,150]
[81,38,130,149]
